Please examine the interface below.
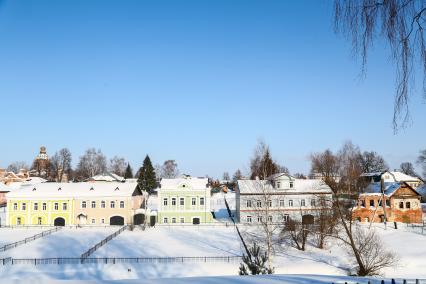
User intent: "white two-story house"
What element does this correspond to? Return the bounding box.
[236,173,333,224]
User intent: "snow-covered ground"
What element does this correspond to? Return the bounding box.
[0,224,425,282]
[0,227,46,247]
[0,227,117,258]
[93,226,242,257]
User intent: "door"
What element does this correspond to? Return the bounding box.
[110,216,124,225]
[54,217,65,226]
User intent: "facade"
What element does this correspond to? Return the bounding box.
[157,176,213,224]
[6,182,143,226]
[236,173,333,224]
[353,182,423,223]
[211,190,236,220]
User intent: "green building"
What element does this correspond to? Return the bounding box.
[157,176,213,224]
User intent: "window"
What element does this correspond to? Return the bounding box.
[43,203,47,210]
[256,200,262,207]
[163,198,168,206]
[192,198,196,206]
[406,202,411,209]
[120,201,125,208]
[399,202,404,209]
[91,219,96,224]
[172,217,176,223]
[200,197,205,206]
[101,218,105,224]
[180,197,185,206]
[110,201,115,208]
[268,200,272,207]
[290,182,294,188]
[283,214,289,222]
[246,200,252,207]
[54,203,58,210]
[288,200,293,207]
[385,199,390,207]
[311,199,316,207]
[81,201,87,209]
[34,203,38,211]
[22,203,26,210]
[276,181,281,189]
[360,200,365,207]
[101,201,106,208]
[369,200,375,207]
[91,201,96,208]
[171,198,176,206]
[247,216,252,223]
[268,215,273,223]
[301,199,306,207]
[378,200,382,207]
[63,203,67,210]
[279,200,285,207]
[163,217,168,223]
[17,217,22,225]
[37,217,42,225]
[13,203,17,210]
[257,216,263,222]
[180,217,185,223]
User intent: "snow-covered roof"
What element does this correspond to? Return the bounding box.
[160,176,208,190]
[0,182,11,192]
[267,173,295,180]
[416,184,426,197]
[237,179,332,194]
[26,177,47,183]
[361,171,421,182]
[87,172,125,182]
[6,182,137,198]
[363,182,419,197]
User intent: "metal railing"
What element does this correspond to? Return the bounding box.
[80,225,127,260]
[0,226,62,252]
[1,256,242,265]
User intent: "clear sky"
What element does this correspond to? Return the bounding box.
[0,0,425,178]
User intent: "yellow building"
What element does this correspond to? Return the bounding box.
[6,182,142,226]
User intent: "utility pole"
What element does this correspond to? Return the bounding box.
[380,175,388,229]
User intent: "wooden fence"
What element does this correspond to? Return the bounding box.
[0,227,62,252]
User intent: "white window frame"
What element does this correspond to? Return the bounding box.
[34,203,38,211]
[110,201,115,208]
[120,201,125,208]
[163,198,168,206]
[81,201,86,209]
[54,203,58,210]
[63,203,67,211]
[288,200,293,207]
[101,201,106,208]
[171,198,176,206]
[191,197,196,206]
[247,215,252,223]
[91,201,96,209]
[200,197,205,206]
[246,200,252,208]
[279,199,285,207]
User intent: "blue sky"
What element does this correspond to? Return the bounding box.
[0,0,425,178]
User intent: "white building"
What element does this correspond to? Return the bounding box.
[236,173,333,224]
[361,171,423,189]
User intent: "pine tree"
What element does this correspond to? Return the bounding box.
[124,163,133,179]
[137,155,157,194]
[239,243,274,275]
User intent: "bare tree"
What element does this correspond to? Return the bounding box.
[358,151,388,173]
[311,143,397,276]
[311,195,337,249]
[282,217,310,251]
[50,148,72,182]
[161,160,179,178]
[293,173,307,179]
[334,0,426,130]
[6,161,29,173]
[417,149,426,178]
[400,161,418,176]
[233,169,243,182]
[76,148,107,179]
[109,156,126,176]
[347,226,398,276]
[223,172,230,181]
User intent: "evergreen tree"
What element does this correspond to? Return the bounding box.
[124,163,133,179]
[137,155,157,194]
[239,243,274,275]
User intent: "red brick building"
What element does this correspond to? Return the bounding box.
[353,182,422,224]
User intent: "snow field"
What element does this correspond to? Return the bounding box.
[92,226,243,257]
[0,227,47,247]
[0,227,118,258]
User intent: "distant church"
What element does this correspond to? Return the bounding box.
[30,146,50,179]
